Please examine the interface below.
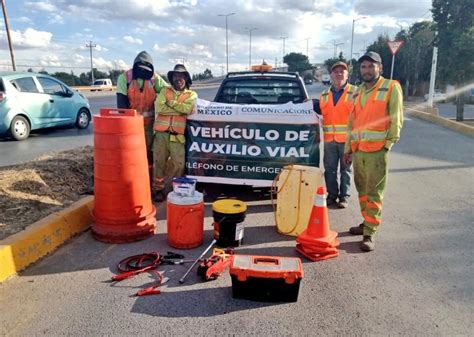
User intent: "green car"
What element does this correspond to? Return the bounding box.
[0,72,91,140]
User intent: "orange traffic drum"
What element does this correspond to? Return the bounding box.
[92,108,156,243]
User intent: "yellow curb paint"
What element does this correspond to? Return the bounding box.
[405,105,474,139]
[0,196,94,283]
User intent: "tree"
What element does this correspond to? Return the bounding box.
[108,69,123,85]
[396,21,435,97]
[432,0,474,120]
[324,54,348,72]
[283,52,312,73]
[52,72,76,86]
[192,68,213,81]
[365,34,394,80]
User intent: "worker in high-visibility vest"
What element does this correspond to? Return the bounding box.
[319,61,356,209]
[116,51,168,162]
[152,64,197,202]
[343,51,404,252]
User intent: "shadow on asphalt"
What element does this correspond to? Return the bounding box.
[130,286,280,317]
[197,183,273,203]
[0,125,93,142]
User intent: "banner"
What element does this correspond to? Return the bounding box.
[185,99,321,184]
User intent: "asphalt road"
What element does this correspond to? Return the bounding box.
[0,96,473,335]
[1,84,473,167]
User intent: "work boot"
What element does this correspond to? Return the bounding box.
[360,235,375,252]
[349,223,364,235]
[337,198,348,209]
[327,197,337,206]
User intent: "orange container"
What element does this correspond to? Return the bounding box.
[167,191,204,249]
[92,108,156,243]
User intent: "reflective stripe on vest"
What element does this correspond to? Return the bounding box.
[153,88,189,134]
[126,69,156,125]
[320,83,355,143]
[154,115,187,134]
[350,78,394,152]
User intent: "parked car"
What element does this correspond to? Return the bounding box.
[424,90,447,103]
[91,78,113,91]
[468,88,474,104]
[304,78,313,85]
[0,72,91,140]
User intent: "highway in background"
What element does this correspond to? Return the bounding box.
[1,83,472,167]
[0,86,225,167]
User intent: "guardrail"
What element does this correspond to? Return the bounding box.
[71,81,222,92]
[72,86,116,92]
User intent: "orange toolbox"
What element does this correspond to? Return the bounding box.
[229,255,304,302]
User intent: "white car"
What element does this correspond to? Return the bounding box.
[424,90,447,103]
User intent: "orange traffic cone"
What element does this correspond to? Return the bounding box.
[296,186,339,261]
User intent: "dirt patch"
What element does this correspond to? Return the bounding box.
[0,146,93,240]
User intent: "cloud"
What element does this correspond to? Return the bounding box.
[25,1,58,12]
[123,36,143,45]
[114,59,129,70]
[0,28,53,50]
[40,55,61,67]
[355,0,432,19]
[15,17,34,24]
[3,0,436,76]
[93,57,115,70]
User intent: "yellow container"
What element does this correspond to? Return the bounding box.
[275,165,323,236]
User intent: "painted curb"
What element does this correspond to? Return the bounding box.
[0,196,94,283]
[405,105,474,139]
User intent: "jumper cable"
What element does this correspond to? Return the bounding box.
[110,252,188,296]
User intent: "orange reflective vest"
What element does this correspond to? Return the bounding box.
[320,83,355,143]
[126,69,156,125]
[350,77,396,152]
[154,88,191,135]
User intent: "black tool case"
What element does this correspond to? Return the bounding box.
[229,255,304,302]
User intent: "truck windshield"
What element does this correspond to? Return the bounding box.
[215,79,304,104]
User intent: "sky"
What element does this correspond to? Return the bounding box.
[0,0,432,77]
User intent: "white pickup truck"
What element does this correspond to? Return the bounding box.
[91,78,113,91]
[185,66,322,186]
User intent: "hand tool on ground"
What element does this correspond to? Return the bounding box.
[179,239,217,284]
[110,251,187,296]
[197,247,235,281]
[160,252,194,265]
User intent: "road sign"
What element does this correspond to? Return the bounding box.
[387,40,404,55]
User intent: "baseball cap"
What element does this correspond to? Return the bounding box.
[331,61,348,72]
[358,51,382,64]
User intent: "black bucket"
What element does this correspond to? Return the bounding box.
[212,199,247,247]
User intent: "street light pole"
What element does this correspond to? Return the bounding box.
[334,40,344,58]
[86,40,96,84]
[218,13,235,74]
[1,0,16,71]
[349,16,366,73]
[305,37,311,60]
[280,36,287,65]
[245,27,257,69]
